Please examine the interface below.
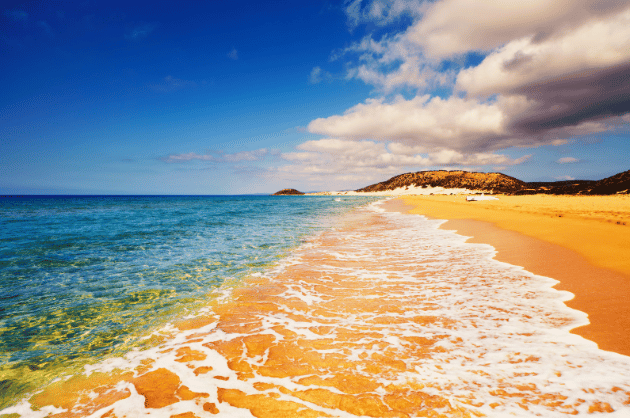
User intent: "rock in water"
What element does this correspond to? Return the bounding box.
[272,189,305,195]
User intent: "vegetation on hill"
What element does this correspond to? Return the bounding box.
[272,189,305,195]
[356,170,526,194]
[355,169,630,195]
[516,170,630,195]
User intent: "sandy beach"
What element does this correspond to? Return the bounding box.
[400,194,630,356]
[307,185,486,197]
[5,197,630,417]
[5,0,630,414]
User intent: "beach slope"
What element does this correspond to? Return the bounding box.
[401,194,630,355]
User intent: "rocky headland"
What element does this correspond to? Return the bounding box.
[272,189,305,195]
[356,170,526,194]
[356,169,630,195]
[518,170,630,195]
[279,169,630,196]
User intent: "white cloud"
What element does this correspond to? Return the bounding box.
[386,142,427,155]
[456,9,630,97]
[557,157,579,164]
[222,149,268,162]
[309,66,332,84]
[311,0,630,159]
[309,67,323,84]
[351,57,452,92]
[159,149,269,163]
[556,175,576,181]
[227,48,238,60]
[276,138,530,189]
[298,137,384,156]
[308,92,623,153]
[337,31,451,92]
[345,0,426,28]
[405,0,630,59]
[339,1,630,91]
[308,95,521,152]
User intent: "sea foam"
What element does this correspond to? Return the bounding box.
[3,199,630,417]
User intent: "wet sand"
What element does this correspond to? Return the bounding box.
[399,195,630,356]
[5,199,630,417]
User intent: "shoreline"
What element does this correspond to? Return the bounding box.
[5,198,630,416]
[387,195,630,357]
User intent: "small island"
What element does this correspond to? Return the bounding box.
[272,188,305,195]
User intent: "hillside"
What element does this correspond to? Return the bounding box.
[354,169,630,195]
[517,180,596,195]
[516,170,630,195]
[587,170,630,195]
[356,170,527,194]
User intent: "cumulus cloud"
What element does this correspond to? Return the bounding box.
[275,137,530,188]
[345,0,426,28]
[405,0,629,59]
[222,149,269,162]
[309,67,333,84]
[557,157,579,164]
[336,31,453,92]
[159,152,215,163]
[308,92,622,153]
[159,149,269,163]
[309,67,323,84]
[454,10,630,136]
[309,95,536,152]
[309,0,630,160]
[456,11,630,96]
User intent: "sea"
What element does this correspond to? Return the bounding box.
[0,195,378,410]
[1,195,630,417]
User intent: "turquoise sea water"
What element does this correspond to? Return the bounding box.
[0,195,379,408]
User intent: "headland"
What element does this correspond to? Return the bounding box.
[303,169,630,196]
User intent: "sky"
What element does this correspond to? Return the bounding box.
[1,0,629,195]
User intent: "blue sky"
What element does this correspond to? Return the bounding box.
[1,0,629,194]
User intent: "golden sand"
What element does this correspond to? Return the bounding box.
[10,199,630,417]
[401,195,630,276]
[24,210,490,418]
[8,197,630,418]
[401,194,630,356]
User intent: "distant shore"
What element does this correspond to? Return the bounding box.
[306,185,487,196]
[397,194,630,356]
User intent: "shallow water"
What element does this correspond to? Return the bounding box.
[0,195,378,409]
[2,198,630,417]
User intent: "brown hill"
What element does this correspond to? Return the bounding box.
[516,180,596,195]
[516,170,630,195]
[590,170,630,194]
[272,188,305,195]
[356,170,527,194]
